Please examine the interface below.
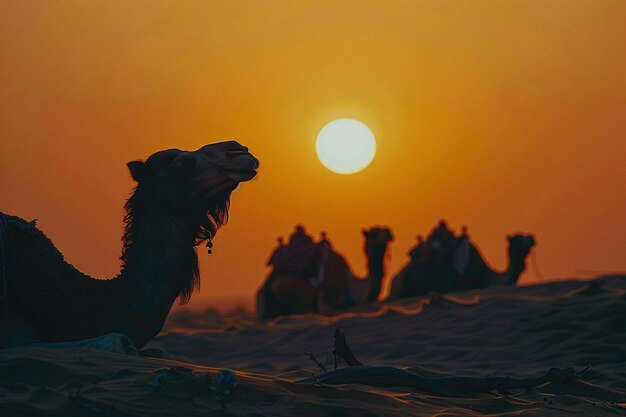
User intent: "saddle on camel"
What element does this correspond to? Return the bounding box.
[266,226,330,289]
[409,220,471,274]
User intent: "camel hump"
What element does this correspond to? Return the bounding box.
[408,221,473,268]
[0,213,43,300]
[1,212,69,338]
[266,226,332,285]
[267,226,319,275]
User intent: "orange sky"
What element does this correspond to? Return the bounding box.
[1,1,625,311]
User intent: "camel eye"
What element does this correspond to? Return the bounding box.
[171,155,197,173]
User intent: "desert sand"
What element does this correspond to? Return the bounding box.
[1,275,625,416]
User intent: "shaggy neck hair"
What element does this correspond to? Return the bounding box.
[120,184,230,304]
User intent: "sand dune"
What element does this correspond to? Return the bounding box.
[1,275,625,416]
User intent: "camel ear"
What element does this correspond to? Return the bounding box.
[127,160,146,182]
[362,228,369,237]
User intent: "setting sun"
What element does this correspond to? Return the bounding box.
[315,119,377,174]
[2,2,626,415]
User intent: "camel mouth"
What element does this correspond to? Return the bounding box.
[190,153,258,205]
[223,168,258,182]
[221,151,259,182]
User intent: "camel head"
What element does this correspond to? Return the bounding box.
[125,140,259,243]
[362,227,394,256]
[507,234,536,259]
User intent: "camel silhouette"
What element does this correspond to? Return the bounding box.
[256,226,393,319]
[0,141,258,353]
[389,221,535,299]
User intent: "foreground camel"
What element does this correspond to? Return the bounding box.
[389,222,535,299]
[0,141,258,352]
[257,226,394,319]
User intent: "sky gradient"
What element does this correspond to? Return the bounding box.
[1,1,625,311]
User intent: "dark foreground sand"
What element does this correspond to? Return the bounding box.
[1,275,625,416]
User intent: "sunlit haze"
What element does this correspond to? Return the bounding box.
[1,1,625,312]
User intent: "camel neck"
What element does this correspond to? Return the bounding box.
[503,251,528,284]
[117,204,199,347]
[122,206,197,285]
[364,246,386,302]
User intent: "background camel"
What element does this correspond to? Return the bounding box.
[257,226,394,319]
[0,141,258,353]
[389,222,535,299]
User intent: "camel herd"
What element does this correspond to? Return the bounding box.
[257,221,536,319]
[0,141,535,352]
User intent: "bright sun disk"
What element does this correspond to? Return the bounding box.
[315,119,376,174]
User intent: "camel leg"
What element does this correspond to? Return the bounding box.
[30,333,138,355]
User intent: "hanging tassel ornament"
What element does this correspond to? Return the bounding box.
[206,239,214,254]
